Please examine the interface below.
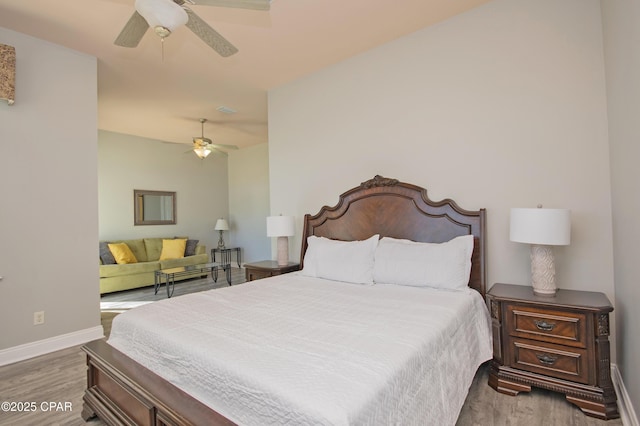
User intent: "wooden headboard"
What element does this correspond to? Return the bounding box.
[300,175,487,296]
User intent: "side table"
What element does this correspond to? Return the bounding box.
[487,283,618,420]
[211,247,242,267]
[244,260,299,281]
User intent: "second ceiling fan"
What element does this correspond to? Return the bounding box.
[192,118,239,159]
[115,0,271,57]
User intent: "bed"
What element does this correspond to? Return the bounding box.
[82,175,491,426]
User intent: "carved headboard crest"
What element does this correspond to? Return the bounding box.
[361,175,399,189]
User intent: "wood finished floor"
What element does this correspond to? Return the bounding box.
[0,268,623,426]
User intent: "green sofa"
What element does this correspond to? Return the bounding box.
[99,238,208,294]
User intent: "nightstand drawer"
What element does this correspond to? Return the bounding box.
[506,305,587,348]
[509,338,589,384]
[246,268,275,281]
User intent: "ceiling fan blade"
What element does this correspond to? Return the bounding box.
[211,147,229,157]
[193,0,271,11]
[185,9,239,57]
[114,11,150,47]
[209,143,239,150]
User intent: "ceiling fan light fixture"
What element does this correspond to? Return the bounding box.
[193,146,212,159]
[153,26,172,38]
[135,0,188,38]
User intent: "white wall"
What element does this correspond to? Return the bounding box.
[228,143,271,263]
[98,130,228,254]
[269,0,615,348]
[601,0,640,417]
[0,28,101,354]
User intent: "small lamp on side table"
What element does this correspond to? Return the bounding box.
[267,215,295,266]
[215,218,229,249]
[510,206,571,296]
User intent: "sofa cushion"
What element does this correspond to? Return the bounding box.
[159,252,208,269]
[143,238,163,261]
[172,236,198,256]
[99,241,116,265]
[160,239,187,260]
[115,239,147,262]
[108,243,138,264]
[185,239,199,256]
[99,261,160,278]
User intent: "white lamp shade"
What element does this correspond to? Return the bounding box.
[214,218,229,231]
[135,0,188,31]
[267,216,295,237]
[510,208,571,246]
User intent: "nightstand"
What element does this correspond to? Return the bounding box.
[244,260,299,281]
[487,283,618,420]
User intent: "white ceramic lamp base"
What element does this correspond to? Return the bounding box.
[530,244,557,296]
[276,236,289,266]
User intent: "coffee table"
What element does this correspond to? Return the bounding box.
[154,262,231,298]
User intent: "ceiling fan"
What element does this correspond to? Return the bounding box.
[192,118,239,159]
[115,0,271,57]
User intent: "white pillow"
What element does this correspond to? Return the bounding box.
[301,234,379,284]
[373,235,474,290]
[300,235,327,277]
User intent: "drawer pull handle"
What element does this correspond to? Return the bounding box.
[536,353,558,365]
[534,320,556,331]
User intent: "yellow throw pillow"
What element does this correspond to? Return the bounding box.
[160,238,187,260]
[108,243,138,264]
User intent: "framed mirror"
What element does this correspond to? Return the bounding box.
[134,190,176,225]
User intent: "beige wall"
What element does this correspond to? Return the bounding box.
[228,143,271,263]
[98,130,229,253]
[0,28,101,354]
[601,0,640,416]
[269,0,615,347]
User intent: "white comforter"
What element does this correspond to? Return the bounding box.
[108,273,492,426]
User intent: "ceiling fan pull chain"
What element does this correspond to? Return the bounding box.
[161,37,165,62]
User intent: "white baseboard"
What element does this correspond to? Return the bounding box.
[0,326,104,367]
[612,363,639,426]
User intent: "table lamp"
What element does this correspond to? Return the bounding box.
[267,215,295,266]
[215,218,229,249]
[510,207,571,296]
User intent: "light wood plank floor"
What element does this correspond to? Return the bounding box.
[0,268,623,426]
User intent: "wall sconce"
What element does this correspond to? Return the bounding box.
[267,215,295,266]
[215,218,229,249]
[510,207,571,296]
[0,44,16,105]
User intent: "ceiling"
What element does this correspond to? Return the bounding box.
[0,0,490,149]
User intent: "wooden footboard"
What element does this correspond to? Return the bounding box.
[82,339,235,426]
